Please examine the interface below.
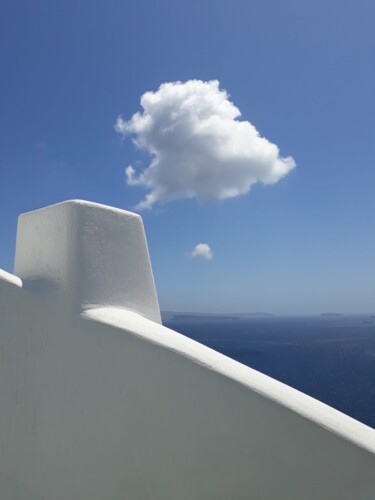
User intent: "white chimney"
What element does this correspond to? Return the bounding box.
[14,200,161,323]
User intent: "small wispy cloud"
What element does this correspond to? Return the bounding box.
[33,141,66,170]
[115,79,296,210]
[190,243,213,260]
[34,141,48,156]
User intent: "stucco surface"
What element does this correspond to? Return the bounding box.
[1,200,375,499]
[14,200,161,323]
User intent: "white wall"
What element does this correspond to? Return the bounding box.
[1,201,375,500]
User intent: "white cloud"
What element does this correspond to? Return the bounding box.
[115,79,296,209]
[190,243,213,260]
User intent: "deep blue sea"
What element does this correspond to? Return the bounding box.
[164,316,375,429]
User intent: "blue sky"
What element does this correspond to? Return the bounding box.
[1,1,374,314]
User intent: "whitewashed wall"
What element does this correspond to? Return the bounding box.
[1,201,375,500]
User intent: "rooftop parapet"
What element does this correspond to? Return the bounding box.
[14,200,161,323]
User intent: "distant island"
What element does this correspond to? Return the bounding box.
[161,311,275,322]
[320,313,345,318]
[172,314,238,322]
[162,311,375,323]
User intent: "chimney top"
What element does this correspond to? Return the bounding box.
[14,200,161,323]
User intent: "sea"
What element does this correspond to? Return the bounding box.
[164,315,375,429]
